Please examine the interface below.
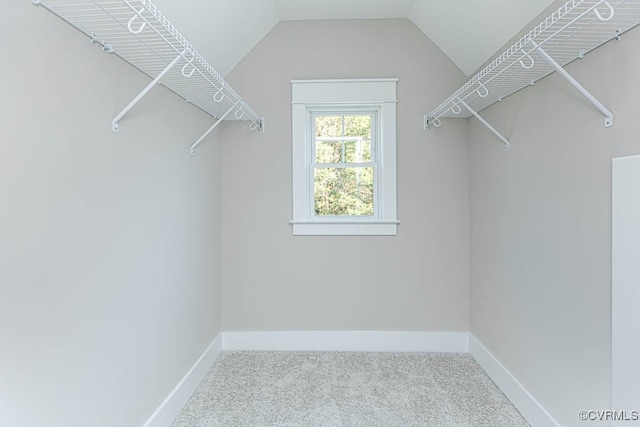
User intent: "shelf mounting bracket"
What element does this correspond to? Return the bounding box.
[459,99,511,151]
[424,115,441,130]
[530,40,613,127]
[190,103,239,155]
[112,49,187,132]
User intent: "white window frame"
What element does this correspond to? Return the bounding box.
[310,107,379,218]
[290,79,399,236]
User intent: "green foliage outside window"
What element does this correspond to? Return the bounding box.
[313,115,374,216]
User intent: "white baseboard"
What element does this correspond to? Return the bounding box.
[222,331,469,353]
[469,334,561,427]
[144,332,560,427]
[143,333,223,427]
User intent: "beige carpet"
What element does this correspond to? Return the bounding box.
[172,351,529,427]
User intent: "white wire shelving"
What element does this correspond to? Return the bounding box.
[424,0,640,151]
[32,0,264,154]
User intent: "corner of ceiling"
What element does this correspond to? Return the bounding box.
[271,0,284,21]
[219,1,280,77]
[408,0,557,78]
[408,0,472,77]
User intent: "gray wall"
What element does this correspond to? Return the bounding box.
[0,3,222,427]
[221,19,470,332]
[8,4,629,424]
[469,25,640,427]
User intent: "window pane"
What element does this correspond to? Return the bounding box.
[315,140,342,163]
[314,167,374,216]
[315,116,342,137]
[344,139,371,163]
[315,114,373,164]
[344,115,371,138]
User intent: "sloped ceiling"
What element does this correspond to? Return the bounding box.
[410,0,556,76]
[150,0,555,77]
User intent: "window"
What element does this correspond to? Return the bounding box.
[313,111,375,217]
[290,79,399,235]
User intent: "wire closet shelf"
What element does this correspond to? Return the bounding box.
[33,0,264,153]
[424,0,640,150]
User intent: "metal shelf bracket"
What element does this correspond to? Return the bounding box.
[190,103,239,155]
[112,49,186,132]
[90,33,113,54]
[425,102,510,151]
[458,99,511,151]
[250,118,266,133]
[424,115,441,130]
[530,40,613,127]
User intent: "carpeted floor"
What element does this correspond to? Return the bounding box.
[171,351,530,427]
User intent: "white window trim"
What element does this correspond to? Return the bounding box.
[290,79,399,236]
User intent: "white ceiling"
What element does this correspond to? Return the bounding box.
[274,0,417,21]
[150,0,556,77]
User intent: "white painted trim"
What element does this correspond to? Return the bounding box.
[289,220,401,225]
[143,333,223,427]
[291,78,399,84]
[143,332,565,427]
[469,334,561,427]
[222,331,469,353]
[291,222,397,236]
[612,154,640,425]
[291,79,398,236]
[291,80,398,104]
[291,100,399,105]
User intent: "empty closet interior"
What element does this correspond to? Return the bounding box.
[2,0,639,426]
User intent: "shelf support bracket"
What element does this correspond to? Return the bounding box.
[531,40,613,127]
[424,115,441,130]
[458,99,511,151]
[112,49,187,132]
[190,103,238,155]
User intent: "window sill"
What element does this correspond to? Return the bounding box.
[289,220,400,236]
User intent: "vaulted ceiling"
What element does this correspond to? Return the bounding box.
[150,0,555,77]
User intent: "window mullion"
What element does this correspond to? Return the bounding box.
[341,115,346,163]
